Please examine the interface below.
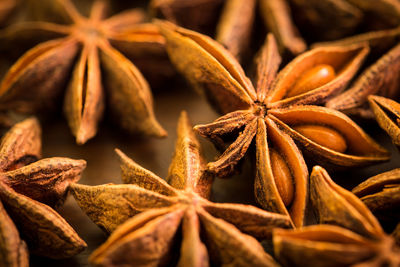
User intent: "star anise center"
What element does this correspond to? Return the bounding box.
[252,101,268,118]
[71,20,105,44]
[177,190,205,208]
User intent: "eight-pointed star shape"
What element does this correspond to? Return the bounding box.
[71,111,291,267]
[157,21,390,227]
[0,0,167,144]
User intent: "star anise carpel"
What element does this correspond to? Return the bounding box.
[157,21,390,227]
[321,26,400,118]
[0,117,87,266]
[70,111,291,267]
[352,168,400,234]
[0,0,167,145]
[272,166,400,267]
[368,95,400,149]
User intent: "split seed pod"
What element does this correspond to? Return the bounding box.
[322,26,400,118]
[157,21,389,227]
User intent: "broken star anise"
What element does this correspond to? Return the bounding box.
[0,117,87,266]
[157,21,389,227]
[70,111,291,267]
[273,166,400,267]
[0,0,167,144]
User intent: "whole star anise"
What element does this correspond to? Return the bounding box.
[273,166,400,266]
[70,111,291,266]
[0,117,87,266]
[157,21,389,226]
[0,0,167,144]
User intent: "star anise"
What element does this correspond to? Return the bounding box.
[0,0,167,144]
[157,21,389,226]
[322,27,400,118]
[0,117,87,266]
[70,111,291,266]
[352,168,400,242]
[367,95,400,148]
[273,166,400,266]
[289,0,400,41]
[151,0,306,60]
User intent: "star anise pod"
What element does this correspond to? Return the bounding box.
[321,27,400,118]
[0,0,167,144]
[157,21,389,226]
[272,166,400,266]
[0,117,87,266]
[367,95,400,149]
[289,0,400,41]
[151,0,306,60]
[352,168,400,241]
[70,111,291,266]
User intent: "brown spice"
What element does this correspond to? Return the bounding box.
[0,0,167,144]
[272,166,400,266]
[320,27,400,118]
[0,117,87,266]
[368,95,400,148]
[70,111,291,266]
[157,21,389,226]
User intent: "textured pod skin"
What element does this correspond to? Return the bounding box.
[0,117,87,263]
[0,0,167,144]
[158,21,389,227]
[71,111,291,266]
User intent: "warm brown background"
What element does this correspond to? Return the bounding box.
[26,81,400,266]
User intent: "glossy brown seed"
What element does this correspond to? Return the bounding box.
[292,125,347,153]
[287,64,336,98]
[270,148,294,206]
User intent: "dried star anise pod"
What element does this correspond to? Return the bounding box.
[0,117,87,266]
[272,166,400,266]
[321,27,400,118]
[70,111,291,266]
[157,21,389,226]
[368,95,400,148]
[0,0,167,144]
[151,0,306,60]
[288,0,400,41]
[352,168,400,238]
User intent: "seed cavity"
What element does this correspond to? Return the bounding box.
[287,64,336,98]
[270,148,294,206]
[293,125,347,153]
